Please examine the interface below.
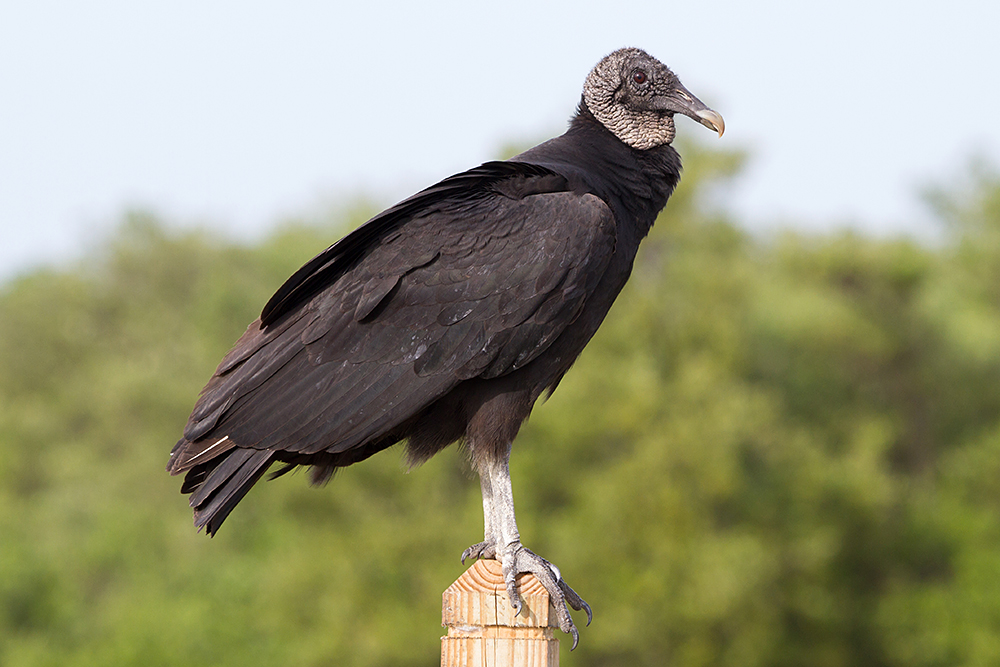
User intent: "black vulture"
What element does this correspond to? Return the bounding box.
[168,47,723,647]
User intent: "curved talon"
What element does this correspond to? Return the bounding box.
[461,541,496,564]
[506,582,524,616]
[559,579,592,626]
[488,542,591,648]
[502,561,524,616]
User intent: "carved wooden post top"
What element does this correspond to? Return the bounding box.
[441,559,559,666]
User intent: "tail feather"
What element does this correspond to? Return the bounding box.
[184,448,274,536]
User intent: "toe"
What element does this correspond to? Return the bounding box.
[501,560,524,616]
[460,545,478,564]
[501,545,590,646]
[559,580,592,625]
[460,542,496,564]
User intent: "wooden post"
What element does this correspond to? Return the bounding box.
[441,558,559,666]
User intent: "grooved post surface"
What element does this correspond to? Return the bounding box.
[441,559,559,666]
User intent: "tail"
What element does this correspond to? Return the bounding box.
[173,447,274,536]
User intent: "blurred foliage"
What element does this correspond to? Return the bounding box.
[3,146,1000,667]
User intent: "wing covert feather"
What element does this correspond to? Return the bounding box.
[176,185,616,467]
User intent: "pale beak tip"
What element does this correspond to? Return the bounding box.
[696,109,725,138]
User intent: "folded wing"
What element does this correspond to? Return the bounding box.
[167,163,617,532]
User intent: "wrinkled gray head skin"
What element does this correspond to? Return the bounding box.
[583,47,724,150]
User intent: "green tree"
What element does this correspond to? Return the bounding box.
[2,150,1000,666]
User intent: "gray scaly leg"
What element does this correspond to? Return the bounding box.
[463,453,592,649]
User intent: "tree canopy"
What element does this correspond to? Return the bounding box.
[3,147,1000,666]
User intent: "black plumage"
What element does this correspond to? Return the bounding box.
[168,47,723,647]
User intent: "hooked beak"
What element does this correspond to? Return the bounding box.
[659,82,725,138]
[694,108,725,138]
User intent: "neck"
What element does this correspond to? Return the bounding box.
[571,101,682,231]
[512,100,682,240]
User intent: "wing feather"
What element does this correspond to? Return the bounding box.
[171,168,616,480]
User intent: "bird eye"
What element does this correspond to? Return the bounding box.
[632,70,647,85]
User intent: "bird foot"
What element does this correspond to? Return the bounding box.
[461,541,496,563]
[493,542,592,650]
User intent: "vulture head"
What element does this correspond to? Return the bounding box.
[584,47,725,149]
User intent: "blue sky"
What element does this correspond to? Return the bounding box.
[2,0,998,279]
